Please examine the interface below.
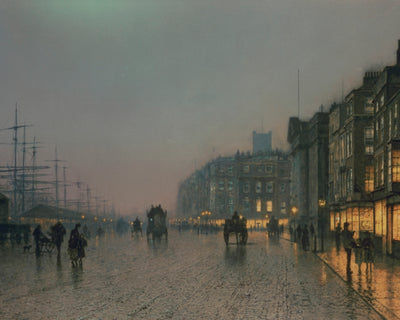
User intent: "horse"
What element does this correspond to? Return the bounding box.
[224,217,248,245]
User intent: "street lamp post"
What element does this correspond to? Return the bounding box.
[318,200,327,252]
[291,206,298,241]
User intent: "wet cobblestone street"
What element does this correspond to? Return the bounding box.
[0,230,385,319]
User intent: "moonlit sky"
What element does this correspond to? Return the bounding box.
[0,0,399,216]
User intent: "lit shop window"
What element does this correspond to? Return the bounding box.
[256,199,262,212]
[374,200,387,237]
[393,205,400,241]
[266,200,273,213]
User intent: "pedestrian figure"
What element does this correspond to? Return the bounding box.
[296,225,302,243]
[32,224,44,256]
[342,222,356,274]
[82,224,91,239]
[302,225,310,251]
[354,239,363,274]
[68,223,87,266]
[289,225,293,241]
[335,223,342,251]
[310,223,316,252]
[51,221,66,258]
[362,231,374,272]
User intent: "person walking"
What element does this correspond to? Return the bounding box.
[32,224,44,257]
[335,223,342,251]
[342,222,356,274]
[302,225,310,251]
[51,221,66,259]
[361,231,375,272]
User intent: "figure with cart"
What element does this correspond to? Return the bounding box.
[32,224,55,256]
[224,211,248,245]
[146,205,168,240]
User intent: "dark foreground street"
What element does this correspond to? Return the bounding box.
[0,230,385,320]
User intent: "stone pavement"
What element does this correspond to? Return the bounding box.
[284,233,400,320]
[0,230,385,320]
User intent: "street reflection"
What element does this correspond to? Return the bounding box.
[224,246,247,266]
[147,237,168,254]
[56,257,63,286]
[71,264,83,288]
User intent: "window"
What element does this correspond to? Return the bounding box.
[266,181,273,193]
[376,153,384,187]
[243,165,249,173]
[364,127,374,155]
[349,168,353,193]
[218,180,224,191]
[365,166,374,192]
[228,166,233,174]
[280,202,286,214]
[243,197,250,213]
[346,132,352,157]
[364,97,373,113]
[280,184,285,192]
[389,150,392,184]
[347,102,353,116]
[346,169,353,194]
[266,166,273,174]
[243,182,250,193]
[257,166,264,173]
[392,150,400,182]
[228,197,234,214]
[256,199,262,212]
[228,180,233,191]
[266,200,273,213]
[394,205,400,241]
[255,181,262,193]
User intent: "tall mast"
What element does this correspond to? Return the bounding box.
[63,166,67,208]
[297,69,300,118]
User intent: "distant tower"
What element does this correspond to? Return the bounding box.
[252,130,272,154]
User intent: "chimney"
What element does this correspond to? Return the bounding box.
[397,39,400,66]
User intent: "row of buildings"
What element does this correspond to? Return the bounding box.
[177,39,400,258]
[289,40,400,257]
[176,131,291,229]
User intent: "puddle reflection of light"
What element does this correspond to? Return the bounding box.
[319,265,327,286]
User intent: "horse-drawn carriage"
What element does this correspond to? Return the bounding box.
[224,212,248,245]
[132,217,143,237]
[267,216,280,238]
[146,205,168,240]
